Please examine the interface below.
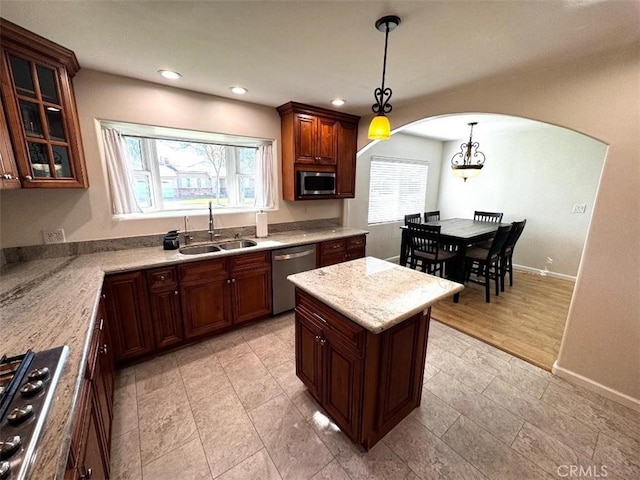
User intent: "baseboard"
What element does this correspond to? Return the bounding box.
[552,361,640,413]
[385,255,401,264]
[514,264,576,282]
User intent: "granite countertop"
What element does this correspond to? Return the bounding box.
[287,256,464,333]
[0,226,367,480]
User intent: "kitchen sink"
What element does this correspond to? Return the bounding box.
[217,239,258,250]
[179,244,222,255]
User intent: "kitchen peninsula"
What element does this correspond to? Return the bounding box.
[288,256,463,449]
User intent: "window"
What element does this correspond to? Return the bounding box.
[102,121,273,214]
[367,156,429,224]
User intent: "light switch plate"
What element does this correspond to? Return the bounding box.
[42,228,66,244]
[572,204,587,214]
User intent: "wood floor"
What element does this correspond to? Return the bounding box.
[431,270,574,371]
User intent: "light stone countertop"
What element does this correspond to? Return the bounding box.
[0,226,367,480]
[287,256,464,333]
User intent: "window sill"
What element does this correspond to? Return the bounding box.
[113,206,277,221]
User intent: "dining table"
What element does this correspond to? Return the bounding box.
[400,218,510,302]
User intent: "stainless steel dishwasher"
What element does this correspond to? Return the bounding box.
[271,244,317,314]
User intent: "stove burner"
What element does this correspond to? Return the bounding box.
[0,346,68,480]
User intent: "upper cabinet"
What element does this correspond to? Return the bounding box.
[277,102,359,201]
[0,18,88,188]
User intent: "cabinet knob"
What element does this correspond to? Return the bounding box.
[101,293,106,299]
[99,344,108,355]
[174,290,179,296]
[231,278,236,283]
[319,339,327,346]
[315,335,321,342]
[80,467,93,480]
[24,175,32,180]
[226,279,231,284]
[160,275,165,281]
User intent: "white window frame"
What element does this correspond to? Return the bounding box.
[367,156,429,225]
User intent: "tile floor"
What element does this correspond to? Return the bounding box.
[109,313,640,480]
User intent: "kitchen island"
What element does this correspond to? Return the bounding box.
[288,256,463,449]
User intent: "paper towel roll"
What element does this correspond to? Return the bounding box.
[256,211,268,238]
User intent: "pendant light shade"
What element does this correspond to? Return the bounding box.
[368,15,400,141]
[451,122,485,181]
[368,114,391,140]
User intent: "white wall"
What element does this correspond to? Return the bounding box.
[437,126,606,277]
[354,44,640,406]
[0,70,341,247]
[346,133,443,260]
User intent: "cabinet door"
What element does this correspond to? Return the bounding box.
[318,239,346,267]
[80,392,109,480]
[345,235,366,261]
[336,121,357,197]
[147,267,184,349]
[316,117,337,164]
[295,311,323,401]
[294,114,317,163]
[229,251,272,325]
[232,267,272,325]
[0,19,88,188]
[322,331,363,442]
[0,97,20,189]
[180,277,231,338]
[103,272,154,363]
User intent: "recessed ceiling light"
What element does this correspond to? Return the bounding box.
[230,86,248,95]
[331,98,346,106]
[157,69,182,80]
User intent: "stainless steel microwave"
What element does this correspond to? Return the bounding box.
[297,171,336,196]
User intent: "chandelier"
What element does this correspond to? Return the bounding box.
[451,122,485,181]
[367,15,401,141]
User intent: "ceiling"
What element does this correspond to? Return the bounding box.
[2,1,638,139]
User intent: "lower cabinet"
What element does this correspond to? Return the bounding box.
[294,288,429,450]
[66,297,114,479]
[229,252,272,325]
[317,234,366,267]
[146,266,184,348]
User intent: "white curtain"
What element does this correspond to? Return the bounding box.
[254,144,274,208]
[101,128,142,214]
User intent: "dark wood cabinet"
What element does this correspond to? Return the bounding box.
[146,266,184,348]
[317,235,366,267]
[0,19,88,188]
[229,251,272,325]
[66,302,114,480]
[277,102,360,201]
[0,97,20,189]
[103,272,154,364]
[294,288,430,450]
[336,120,358,198]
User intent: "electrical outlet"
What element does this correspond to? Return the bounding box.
[572,204,587,213]
[42,228,66,244]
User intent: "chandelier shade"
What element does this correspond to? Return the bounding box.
[451,122,485,181]
[368,15,400,141]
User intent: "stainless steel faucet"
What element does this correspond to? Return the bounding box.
[183,216,192,245]
[208,201,216,241]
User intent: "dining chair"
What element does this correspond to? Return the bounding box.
[404,213,422,225]
[464,224,512,302]
[407,223,456,277]
[423,210,440,223]
[500,219,527,291]
[474,211,504,223]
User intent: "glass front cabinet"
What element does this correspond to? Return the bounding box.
[0,18,88,188]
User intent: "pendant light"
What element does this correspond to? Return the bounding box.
[368,15,401,141]
[451,122,485,181]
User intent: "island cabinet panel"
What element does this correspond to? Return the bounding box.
[179,258,232,339]
[146,266,184,349]
[294,288,431,450]
[103,271,154,364]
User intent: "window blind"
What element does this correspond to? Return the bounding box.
[368,156,429,224]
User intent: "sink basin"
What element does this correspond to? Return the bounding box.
[217,239,258,250]
[179,244,222,255]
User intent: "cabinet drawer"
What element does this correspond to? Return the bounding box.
[229,251,270,271]
[296,289,365,356]
[179,258,228,283]
[320,239,346,255]
[146,267,177,291]
[346,235,366,250]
